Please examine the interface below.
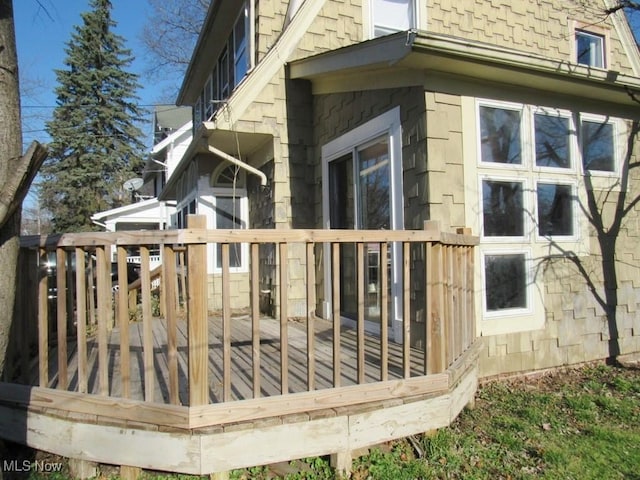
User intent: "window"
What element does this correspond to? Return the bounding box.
[534,113,571,169]
[484,253,528,312]
[581,117,615,173]
[210,164,247,272]
[233,6,249,86]
[219,47,230,100]
[469,99,625,334]
[475,101,586,332]
[193,2,250,126]
[482,179,524,237]
[536,183,574,236]
[371,0,416,37]
[479,105,522,165]
[576,30,604,68]
[214,196,244,269]
[204,77,213,120]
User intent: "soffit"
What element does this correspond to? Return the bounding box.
[289,31,640,118]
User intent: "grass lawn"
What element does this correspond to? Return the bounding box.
[7,363,640,480]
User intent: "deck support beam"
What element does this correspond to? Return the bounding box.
[68,458,98,480]
[119,465,142,480]
[330,451,353,477]
[210,471,230,480]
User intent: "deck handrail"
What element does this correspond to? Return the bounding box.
[11,216,478,416]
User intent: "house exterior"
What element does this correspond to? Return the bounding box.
[168,0,640,378]
[90,107,192,265]
[7,2,640,475]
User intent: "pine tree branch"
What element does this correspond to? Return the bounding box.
[0,142,48,230]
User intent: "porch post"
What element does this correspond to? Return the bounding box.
[187,214,209,406]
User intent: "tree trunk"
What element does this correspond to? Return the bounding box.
[0,0,23,380]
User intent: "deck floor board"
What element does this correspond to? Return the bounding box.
[34,315,427,404]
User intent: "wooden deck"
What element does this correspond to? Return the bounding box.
[8,224,480,475]
[48,315,426,405]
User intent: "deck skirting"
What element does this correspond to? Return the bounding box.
[0,350,478,475]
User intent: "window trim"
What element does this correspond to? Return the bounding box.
[575,29,605,69]
[210,191,249,273]
[363,0,421,40]
[579,113,620,177]
[531,106,576,174]
[478,174,530,243]
[481,248,534,320]
[467,98,614,335]
[476,100,528,171]
[571,20,609,70]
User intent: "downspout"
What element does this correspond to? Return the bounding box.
[207,145,267,186]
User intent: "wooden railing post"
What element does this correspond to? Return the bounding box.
[187,215,209,406]
[424,221,445,374]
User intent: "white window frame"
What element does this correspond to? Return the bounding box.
[320,107,404,340]
[363,0,421,40]
[571,20,609,70]
[575,30,605,69]
[534,179,580,243]
[233,4,249,88]
[478,174,530,243]
[579,113,621,179]
[209,189,249,274]
[531,106,576,174]
[481,248,534,320]
[477,100,528,171]
[467,98,613,336]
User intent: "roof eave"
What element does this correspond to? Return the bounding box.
[290,31,640,114]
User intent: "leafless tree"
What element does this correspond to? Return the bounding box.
[139,0,209,101]
[533,1,640,360]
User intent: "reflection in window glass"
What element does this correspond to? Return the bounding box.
[482,180,524,237]
[358,139,390,229]
[582,120,614,172]
[479,106,522,164]
[234,8,248,86]
[576,31,604,68]
[537,183,573,236]
[535,114,570,168]
[372,0,415,37]
[485,254,527,311]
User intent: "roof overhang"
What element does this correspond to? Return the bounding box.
[158,124,272,201]
[91,198,171,223]
[289,31,640,119]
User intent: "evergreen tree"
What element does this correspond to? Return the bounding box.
[41,0,145,232]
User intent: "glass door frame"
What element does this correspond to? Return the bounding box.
[321,107,405,342]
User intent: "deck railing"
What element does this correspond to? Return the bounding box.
[10,216,478,421]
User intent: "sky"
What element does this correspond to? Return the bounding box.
[14,0,174,151]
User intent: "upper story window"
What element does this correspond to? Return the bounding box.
[193,2,250,126]
[576,30,605,68]
[371,0,416,37]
